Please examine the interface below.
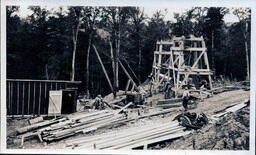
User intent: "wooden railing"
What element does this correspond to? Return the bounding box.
[6,79,81,116]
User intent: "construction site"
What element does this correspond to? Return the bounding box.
[6,35,250,150]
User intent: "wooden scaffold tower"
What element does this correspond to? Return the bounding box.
[152,35,213,90]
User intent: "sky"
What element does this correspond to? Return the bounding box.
[17,6,239,23]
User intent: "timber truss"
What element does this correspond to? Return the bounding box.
[152,35,213,90]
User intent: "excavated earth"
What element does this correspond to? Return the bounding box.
[6,89,250,149]
[163,106,250,150]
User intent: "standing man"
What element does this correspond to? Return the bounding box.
[182,86,190,111]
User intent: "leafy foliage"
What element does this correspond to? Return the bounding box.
[7,6,251,97]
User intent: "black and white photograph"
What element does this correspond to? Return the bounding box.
[0,0,255,154]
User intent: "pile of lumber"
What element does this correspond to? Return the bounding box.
[66,120,191,150]
[210,85,241,94]
[16,110,126,142]
[211,99,249,120]
[16,103,179,144]
[156,98,183,109]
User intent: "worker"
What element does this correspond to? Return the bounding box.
[93,95,103,110]
[182,86,190,111]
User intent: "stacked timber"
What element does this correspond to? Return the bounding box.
[66,120,191,150]
[16,104,179,143]
[156,98,183,109]
[16,110,126,142]
[211,99,249,119]
[40,110,126,142]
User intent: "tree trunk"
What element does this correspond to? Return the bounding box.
[85,34,92,96]
[211,30,215,77]
[138,40,142,84]
[71,16,81,81]
[245,22,250,80]
[116,32,120,89]
[111,39,117,97]
[109,41,115,72]
[45,64,49,80]
[71,41,77,81]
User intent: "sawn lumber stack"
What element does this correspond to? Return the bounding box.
[66,120,191,149]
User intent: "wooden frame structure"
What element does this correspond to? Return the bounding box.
[152,35,213,90]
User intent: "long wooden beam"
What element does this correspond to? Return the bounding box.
[118,60,137,88]
[92,44,114,93]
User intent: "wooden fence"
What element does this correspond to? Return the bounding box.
[6,79,81,116]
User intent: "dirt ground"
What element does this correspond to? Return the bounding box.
[6,89,250,150]
[164,106,250,150]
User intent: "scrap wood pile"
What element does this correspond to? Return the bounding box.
[66,120,191,149]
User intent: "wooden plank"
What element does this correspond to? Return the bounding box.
[125,80,131,93]
[22,82,25,116]
[107,127,185,149]
[10,82,13,115]
[115,102,133,114]
[7,79,81,83]
[157,103,182,109]
[75,122,180,149]
[178,50,206,89]
[66,120,178,146]
[157,98,183,105]
[33,82,36,115]
[44,115,124,141]
[86,125,183,149]
[118,131,191,149]
[44,82,47,114]
[17,117,66,134]
[92,44,114,93]
[119,60,137,88]
[28,82,30,114]
[67,110,109,120]
[38,82,42,115]
[17,81,19,115]
[8,81,10,114]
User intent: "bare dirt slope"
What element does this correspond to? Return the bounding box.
[165,105,250,150]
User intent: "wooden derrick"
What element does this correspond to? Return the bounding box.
[152,35,213,90]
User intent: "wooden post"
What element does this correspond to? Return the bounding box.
[44,82,47,114]
[22,82,25,116]
[119,60,137,88]
[92,44,114,93]
[17,81,19,115]
[10,82,13,115]
[125,80,131,94]
[157,44,163,82]
[28,82,30,114]
[8,81,10,114]
[38,82,42,115]
[178,50,205,89]
[170,51,176,87]
[33,82,36,115]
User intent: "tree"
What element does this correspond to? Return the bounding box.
[100,7,130,97]
[203,7,227,75]
[233,8,251,81]
[127,7,146,83]
[68,7,82,81]
[81,7,101,96]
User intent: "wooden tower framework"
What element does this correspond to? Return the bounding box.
[152,35,213,90]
